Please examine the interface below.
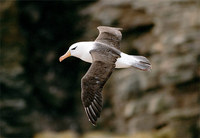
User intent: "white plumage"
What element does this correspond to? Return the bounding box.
[67,41,151,70]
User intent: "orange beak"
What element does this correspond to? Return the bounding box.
[59,50,71,62]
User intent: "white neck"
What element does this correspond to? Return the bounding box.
[73,41,94,63]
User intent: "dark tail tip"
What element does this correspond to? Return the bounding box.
[131,56,152,71]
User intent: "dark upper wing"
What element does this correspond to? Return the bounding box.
[95,26,123,50]
[81,47,120,126]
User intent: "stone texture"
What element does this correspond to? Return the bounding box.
[1,0,200,137]
[81,0,200,137]
[34,131,78,138]
[0,1,94,137]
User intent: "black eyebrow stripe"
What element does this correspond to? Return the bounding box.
[72,46,77,50]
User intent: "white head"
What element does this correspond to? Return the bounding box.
[59,42,93,62]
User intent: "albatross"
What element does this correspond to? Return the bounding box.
[59,26,151,126]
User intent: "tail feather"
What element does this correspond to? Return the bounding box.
[130,56,152,71]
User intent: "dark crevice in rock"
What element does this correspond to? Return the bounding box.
[123,24,154,38]
[175,77,200,93]
[155,122,168,130]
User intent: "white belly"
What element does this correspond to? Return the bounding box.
[81,52,131,68]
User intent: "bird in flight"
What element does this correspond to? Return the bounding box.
[59,26,151,126]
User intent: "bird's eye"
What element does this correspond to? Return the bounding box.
[71,46,77,50]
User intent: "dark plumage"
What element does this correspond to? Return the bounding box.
[81,26,122,125]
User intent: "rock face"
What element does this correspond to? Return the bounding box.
[1,0,200,138]
[81,0,200,137]
[0,1,33,137]
[0,1,94,137]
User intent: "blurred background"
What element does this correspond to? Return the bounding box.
[0,0,200,138]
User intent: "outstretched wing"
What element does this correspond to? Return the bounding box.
[95,26,123,50]
[81,47,120,126]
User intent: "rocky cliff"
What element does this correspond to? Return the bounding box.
[80,0,200,137]
[1,0,200,138]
